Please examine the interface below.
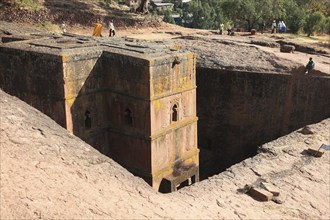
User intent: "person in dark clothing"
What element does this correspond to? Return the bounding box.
[305,57,315,74]
[227,27,232,35]
[260,22,265,34]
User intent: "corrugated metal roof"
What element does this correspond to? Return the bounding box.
[153,2,174,7]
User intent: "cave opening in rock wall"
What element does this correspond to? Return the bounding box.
[196,67,330,181]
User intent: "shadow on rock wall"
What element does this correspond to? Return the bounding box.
[197,67,330,180]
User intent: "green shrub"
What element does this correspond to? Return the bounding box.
[163,10,175,24]
[319,16,330,34]
[304,11,325,36]
[286,7,305,34]
[17,0,41,11]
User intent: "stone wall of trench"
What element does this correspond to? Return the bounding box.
[196,67,330,179]
[0,47,67,127]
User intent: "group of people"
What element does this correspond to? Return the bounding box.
[60,19,116,37]
[219,23,234,35]
[219,19,286,35]
[271,20,286,33]
[91,19,116,37]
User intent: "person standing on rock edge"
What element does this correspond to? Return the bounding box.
[281,21,286,33]
[92,18,103,37]
[60,21,67,34]
[109,20,115,37]
[219,23,224,35]
[305,57,315,74]
[271,20,277,33]
[227,25,232,35]
[278,21,283,33]
[260,21,265,34]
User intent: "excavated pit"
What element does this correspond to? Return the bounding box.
[1,30,330,191]
[196,67,330,180]
[173,35,330,180]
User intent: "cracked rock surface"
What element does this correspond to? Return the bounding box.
[1,89,329,219]
[174,35,296,73]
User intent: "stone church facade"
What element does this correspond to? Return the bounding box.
[0,35,199,192]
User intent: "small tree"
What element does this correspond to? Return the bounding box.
[136,0,148,13]
[188,0,218,29]
[286,6,305,33]
[319,16,330,34]
[304,11,325,36]
[163,10,175,24]
[221,0,273,31]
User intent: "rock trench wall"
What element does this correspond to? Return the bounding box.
[197,67,330,179]
[0,47,66,127]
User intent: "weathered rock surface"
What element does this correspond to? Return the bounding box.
[1,21,329,75]
[174,36,299,72]
[1,89,329,219]
[280,44,295,53]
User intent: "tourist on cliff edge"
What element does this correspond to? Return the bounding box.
[109,20,115,37]
[305,57,315,74]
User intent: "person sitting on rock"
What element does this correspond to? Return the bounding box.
[305,57,315,74]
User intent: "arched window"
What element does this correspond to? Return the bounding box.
[85,110,91,129]
[172,104,178,122]
[125,108,133,125]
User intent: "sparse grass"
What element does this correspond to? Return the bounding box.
[17,0,42,11]
[267,32,330,53]
[309,34,330,44]
[291,34,330,45]
[99,0,116,8]
[39,21,61,33]
[270,33,330,44]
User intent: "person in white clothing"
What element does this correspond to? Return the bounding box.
[278,21,283,33]
[271,20,277,33]
[109,20,115,37]
[281,21,286,33]
[60,21,67,34]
